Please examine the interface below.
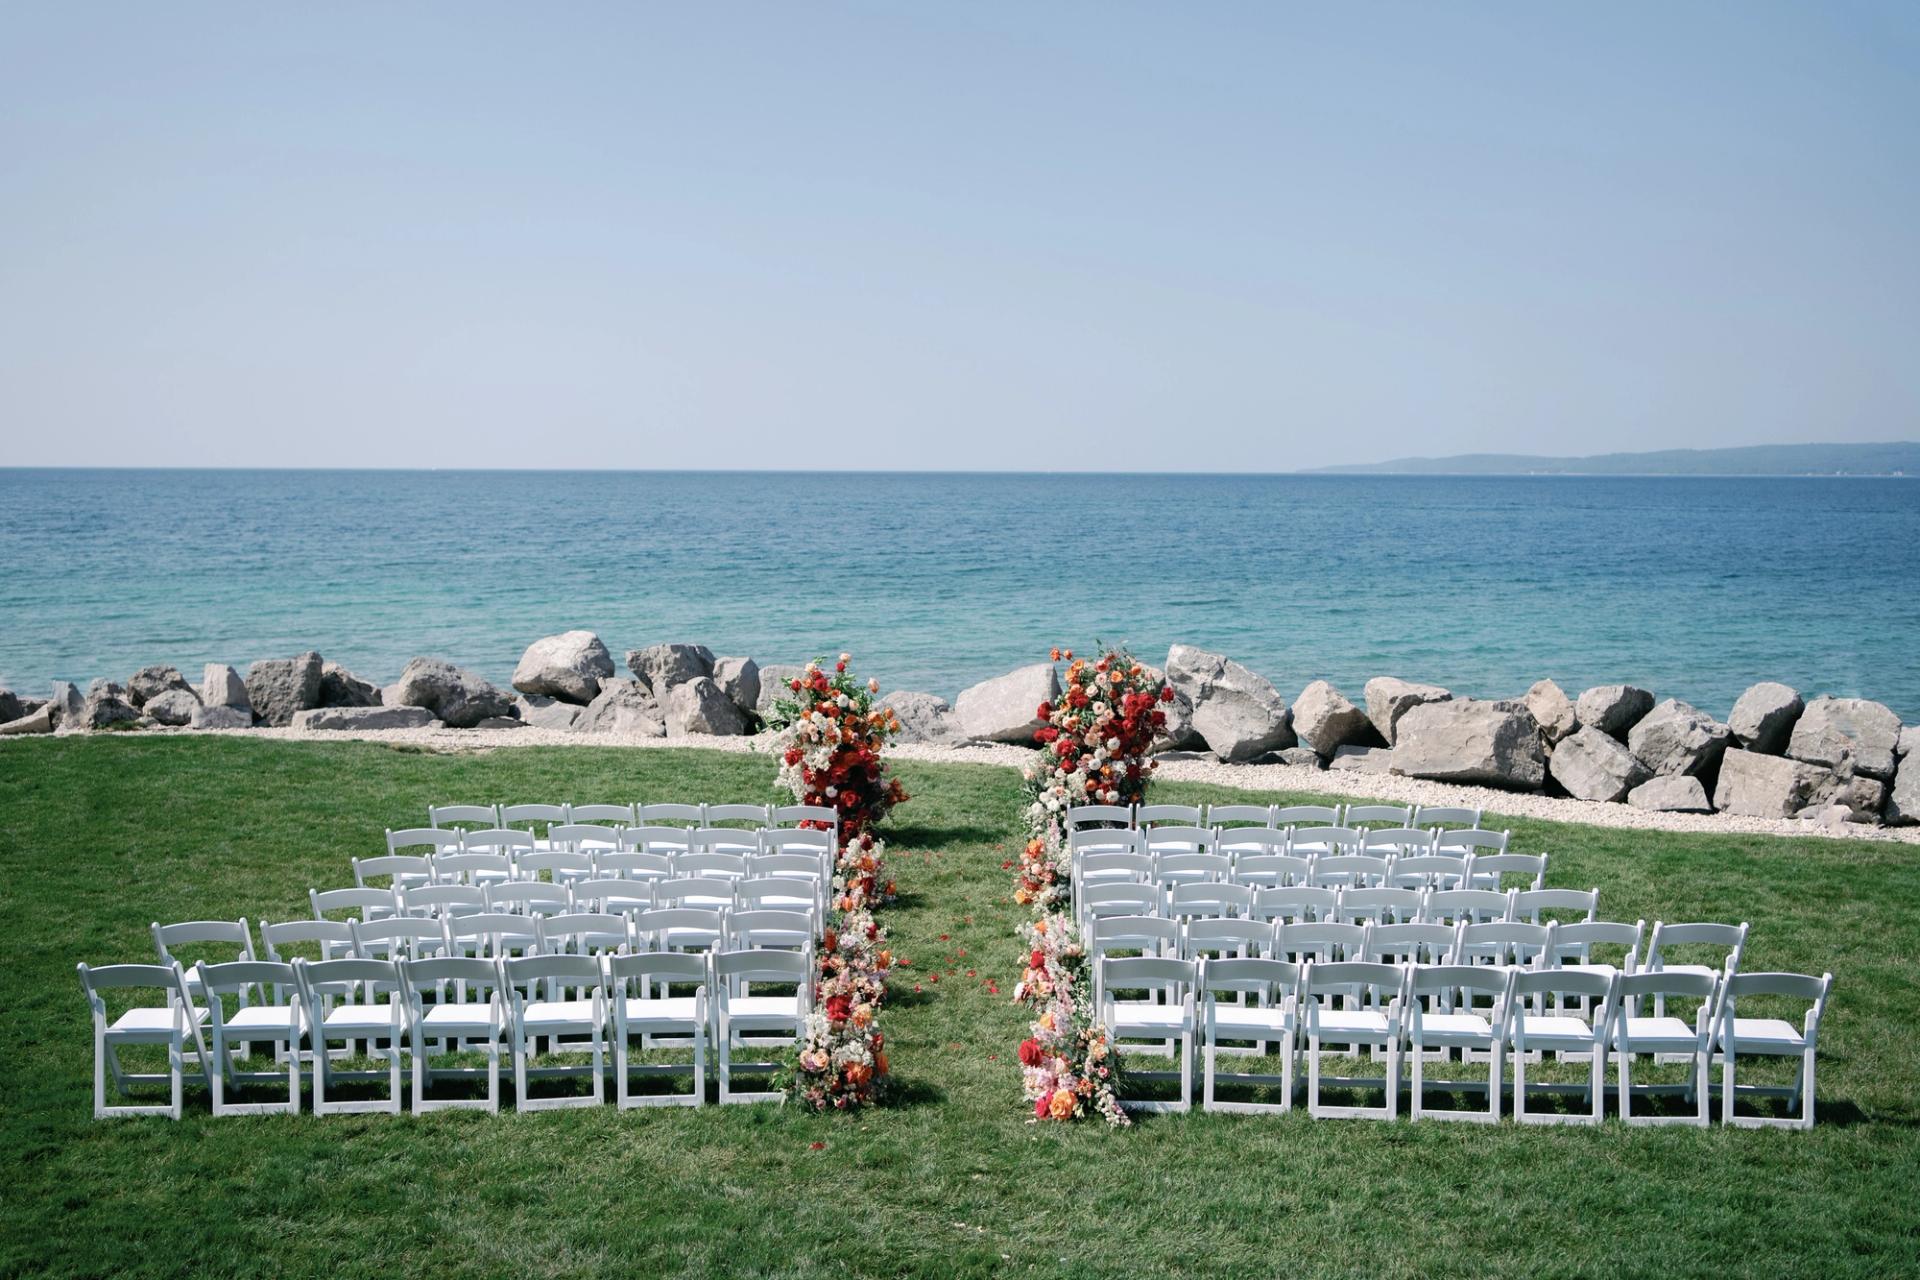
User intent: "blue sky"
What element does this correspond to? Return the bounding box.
[1,2,1914,470]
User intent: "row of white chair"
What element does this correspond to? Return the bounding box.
[317,873,826,923]
[79,947,813,1118]
[386,825,836,866]
[1095,954,1831,1128]
[1065,803,1485,832]
[426,802,838,834]
[357,843,833,894]
[1078,875,1568,931]
[1071,825,1512,863]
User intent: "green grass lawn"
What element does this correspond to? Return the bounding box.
[3,737,1917,1279]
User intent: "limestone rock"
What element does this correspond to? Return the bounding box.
[1165,645,1295,762]
[1574,685,1655,740]
[711,656,761,718]
[1713,747,1836,819]
[389,657,515,729]
[625,644,715,695]
[200,663,252,712]
[1523,679,1578,745]
[881,690,957,744]
[1628,699,1731,778]
[1830,775,1887,825]
[755,665,807,719]
[666,677,748,736]
[1887,756,1919,826]
[48,681,85,731]
[1549,727,1652,803]
[319,662,382,708]
[246,651,325,727]
[1327,744,1393,775]
[1787,696,1903,781]
[1627,775,1714,813]
[1391,699,1547,791]
[1292,681,1374,757]
[1364,677,1453,746]
[0,703,56,735]
[512,631,615,705]
[1900,726,1916,759]
[473,716,526,730]
[953,663,1061,745]
[142,687,203,726]
[126,665,191,708]
[573,678,667,737]
[78,680,139,730]
[292,705,440,731]
[190,704,254,730]
[514,694,582,731]
[1728,682,1803,755]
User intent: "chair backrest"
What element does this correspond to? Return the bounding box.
[653,877,736,910]
[1135,804,1205,828]
[735,877,821,912]
[261,918,353,963]
[690,827,762,858]
[1716,971,1833,1037]
[1388,853,1471,891]
[758,829,834,858]
[1463,849,1542,890]
[196,959,297,1006]
[387,827,462,856]
[568,877,654,915]
[714,947,814,1003]
[536,912,631,955]
[747,852,829,883]
[1335,886,1424,925]
[311,886,397,920]
[484,882,571,916]
[399,883,486,916]
[677,851,750,880]
[595,850,675,881]
[1181,917,1273,960]
[502,952,606,999]
[639,802,705,827]
[1413,805,1481,831]
[1456,920,1555,967]
[153,919,255,968]
[1080,882,1161,921]
[769,804,839,840]
[1617,968,1717,1004]
[1288,826,1361,855]
[1068,826,1144,858]
[1648,921,1750,974]
[1274,804,1342,828]
[1098,955,1196,1008]
[621,825,694,856]
[77,962,194,1026]
[1154,851,1232,884]
[428,804,499,829]
[1206,804,1275,829]
[1421,888,1513,926]
[1088,914,1181,958]
[1344,804,1412,830]
[1141,825,1213,857]
[1231,852,1313,890]
[296,957,403,1002]
[1066,803,1134,830]
[568,802,636,826]
[1365,922,1457,965]
[1409,963,1510,1006]
[1510,887,1599,926]
[349,915,450,960]
[459,828,537,856]
[726,909,815,950]
[1200,956,1298,1001]
[1361,828,1435,857]
[1079,850,1154,883]
[1274,921,1368,964]
[1309,853,1391,888]
[516,850,594,883]
[631,907,726,951]
[607,949,708,993]
[1437,828,1513,855]
[1215,826,1289,860]
[499,802,569,831]
[1252,885,1338,924]
[1512,965,1616,1008]
[353,854,431,887]
[1168,880,1253,920]
[1556,919,1645,970]
[399,955,503,1000]
[445,913,540,958]
[705,803,772,828]
[548,824,624,853]
[1301,960,1403,1004]
[430,852,513,885]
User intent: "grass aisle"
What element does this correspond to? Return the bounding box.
[2,738,1917,1279]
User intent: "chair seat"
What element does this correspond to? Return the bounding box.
[1210,1006,1293,1036]
[522,999,601,1028]
[224,1005,302,1035]
[1312,1010,1391,1038]
[727,996,803,1021]
[1111,1002,1190,1032]
[1723,1017,1806,1051]
[323,1005,403,1034]
[1618,1015,1697,1048]
[1417,1013,1493,1040]
[420,1004,500,1035]
[620,996,702,1024]
[1513,1013,1598,1045]
[108,1006,205,1037]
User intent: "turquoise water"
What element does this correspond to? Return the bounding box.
[1,469,1916,722]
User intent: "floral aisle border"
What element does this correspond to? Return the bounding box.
[766,655,907,1111]
[1011,646,1175,1124]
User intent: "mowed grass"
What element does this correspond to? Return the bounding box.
[2,737,1917,1280]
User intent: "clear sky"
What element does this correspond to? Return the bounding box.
[2,2,1915,470]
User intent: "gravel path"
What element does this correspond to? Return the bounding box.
[165,722,1920,845]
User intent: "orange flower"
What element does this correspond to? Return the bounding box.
[1048,1089,1077,1119]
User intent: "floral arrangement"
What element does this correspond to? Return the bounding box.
[767,654,906,1110]
[1011,645,1173,1125]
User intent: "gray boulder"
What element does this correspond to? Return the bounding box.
[755,665,807,720]
[0,702,56,735]
[1886,756,1918,826]
[1575,685,1655,740]
[1787,696,1903,782]
[1713,747,1836,819]
[473,716,526,730]
[881,690,957,744]
[48,681,85,731]
[1627,775,1714,813]
[1523,679,1579,745]
[1829,776,1887,825]
[191,704,253,730]
[142,687,203,726]
[1391,699,1547,791]
[126,665,191,708]
[319,662,382,708]
[573,678,667,737]
[1900,726,1916,759]
[1549,726,1652,803]
[78,680,139,730]
[1728,682,1803,755]
[0,689,19,723]
[1364,677,1453,746]
[954,663,1061,745]
[1142,664,1201,752]
[1165,645,1295,762]
[666,677,748,736]
[514,694,582,731]
[246,651,325,727]
[389,657,515,729]
[1292,681,1374,757]
[711,656,761,718]
[625,644,715,695]
[292,705,440,731]
[1327,744,1393,775]
[512,630,615,705]
[1628,699,1731,778]
[200,663,252,712]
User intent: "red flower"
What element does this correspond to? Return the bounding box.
[1036,701,1052,720]
[1160,684,1175,703]
[1030,949,1046,970]
[825,994,852,1023]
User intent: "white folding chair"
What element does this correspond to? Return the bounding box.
[596,850,676,884]
[260,918,353,965]
[1301,960,1405,1119]
[1233,850,1314,891]
[398,883,486,918]
[632,907,726,954]
[706,803,772,828]
[353,854,432,892]
[458,829,536,867]
[1408,964,1512,1124]
[1066,803,1134,832]
[548,824,624,858]
[1413,805,1481,832]
[294,958,406,1115]
[608,951,709,1108]
[568,877,655,917]
[1388,853,1471,892]
[1274,804,1342,829]
[1154,851,1233,895]
[622,825,695,859]
[349,916,449,961]
[1335,887,1424,926]
[499,803,569,840]
[152,918,255,1003]
[1097,955,1198,1112]
[1135,804,1205,829]
[1206,803,1276,830]
[1613,969,1717,1127]
[736,876,822,919]
[1309,854,1391,890]
[428,804,499,829]
[1251,886,1338,927]
[654,877,735,913]
[484,882,571,917]
[515,850,594,886]
[311,886,398,922]
[1362,828,1434,859]
[639,802,705,828]
[400,955,507,1113]
[503,953,609,1110]
[1715,970,1833,1130]
[77,962,208,1119]
[1509,968,1617,1126]
[537,912,632,956]
[1421,888,1513,927]
[726,909,816,951]
[713,948,813,1104]
[387,827,462,858]
[567,802,636,826]
[1088,915,1181,962]
[689,827,761,858]
[1344,805,1413,831]
[1200,956,1300,1114]
[196,960,304,1115]
[429,852,513,888]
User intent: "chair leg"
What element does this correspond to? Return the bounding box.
[1386,1042,1401,1120]
[1588,1044,1604,1123]
[1721,1052,1735,1125]
[169,1040,184,1120]
[1178,1032,1192,1112]
[1488,1039,1502,1123]
[1410,1040,1425,1120]
[1799,1049,1816,1130]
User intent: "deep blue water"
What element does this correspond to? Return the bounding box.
[1,469,1915,722]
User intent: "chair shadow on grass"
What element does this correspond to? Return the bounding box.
[882,1075,945,1107]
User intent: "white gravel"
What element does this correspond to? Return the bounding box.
[164,723,1920,845]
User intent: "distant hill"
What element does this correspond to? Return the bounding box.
[1306,442,1920,477]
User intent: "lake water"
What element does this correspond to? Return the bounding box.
[2,469,1915,722]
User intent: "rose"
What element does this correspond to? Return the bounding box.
[1048,1089,1077,1119]
[1017,1037,1044,1067]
